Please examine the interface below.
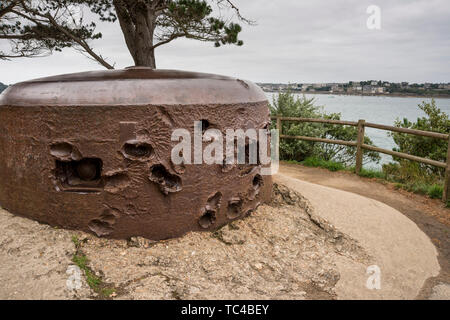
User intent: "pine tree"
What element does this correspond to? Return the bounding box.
[0,0,250,69]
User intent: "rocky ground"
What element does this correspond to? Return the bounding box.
[0,184,372,300]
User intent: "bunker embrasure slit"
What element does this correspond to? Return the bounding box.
[55,158,103,192]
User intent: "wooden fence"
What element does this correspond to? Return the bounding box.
[272,116,450,203]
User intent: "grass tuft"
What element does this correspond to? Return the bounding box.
[299,157,345,172]
[357,168,385,179]
[71,235,116,299]
[426,184,443,199]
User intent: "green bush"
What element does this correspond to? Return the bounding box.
[388,99,449,179]
[358,168,385,179]
[407,182,431,195]
[382,161,436,185]
[270,90,381,166]
[272,92,449,200]
[381,99,448,199]
[301,157,345,172]
[427,184,443,199]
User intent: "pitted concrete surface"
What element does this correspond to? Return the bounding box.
[274,174,441,299]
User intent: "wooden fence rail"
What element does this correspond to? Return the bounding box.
[271,116,450,203]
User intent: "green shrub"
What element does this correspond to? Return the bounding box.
[273,93,449,201]
[388,99,449,179]
[427,184,443,199]
[381,99,448,200]
[392,181,444,199]
[301,157,345,172]
[383,161,429,184]
[406,182,430,195]
[358,168,385,179]
[394,183,404,190]
[270,90,380,166]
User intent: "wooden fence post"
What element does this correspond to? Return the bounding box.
[355,119,365,175]
[443,137,450,203]
[277,117,282,136]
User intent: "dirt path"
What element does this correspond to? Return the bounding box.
[279,162,450,299]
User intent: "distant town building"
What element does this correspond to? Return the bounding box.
[331,85,344,93]
[257,81,449,96]
[363,85,375,94]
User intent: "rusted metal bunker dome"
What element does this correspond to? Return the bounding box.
[0,68,272,240]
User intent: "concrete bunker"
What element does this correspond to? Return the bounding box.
[0,68,272,240]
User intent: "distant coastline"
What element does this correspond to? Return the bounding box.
[259,80,450,99]
[262,89,450,99]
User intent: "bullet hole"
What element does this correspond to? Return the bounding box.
[198,192,221,229]
[50,142,82,161]
[207,192,222,210]
[227,197,243,219]
[88,220,114,237]
[149,164,182,195]
[247,174,264,201]
[88,208,119,237]
[199,210,216,229]
[201,120,210,133]
[253,174,264,190]
[105,172,130,193]
[99,209,118,224]
[50,143,72,158]
[55,158,103,191]
[122,141,153,159]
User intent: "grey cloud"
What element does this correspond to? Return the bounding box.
[0,0,449,84]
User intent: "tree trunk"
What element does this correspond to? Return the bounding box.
[132,6,156,68]
[113,1,157,69]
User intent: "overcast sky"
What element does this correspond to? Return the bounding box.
[1,0,449,84]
